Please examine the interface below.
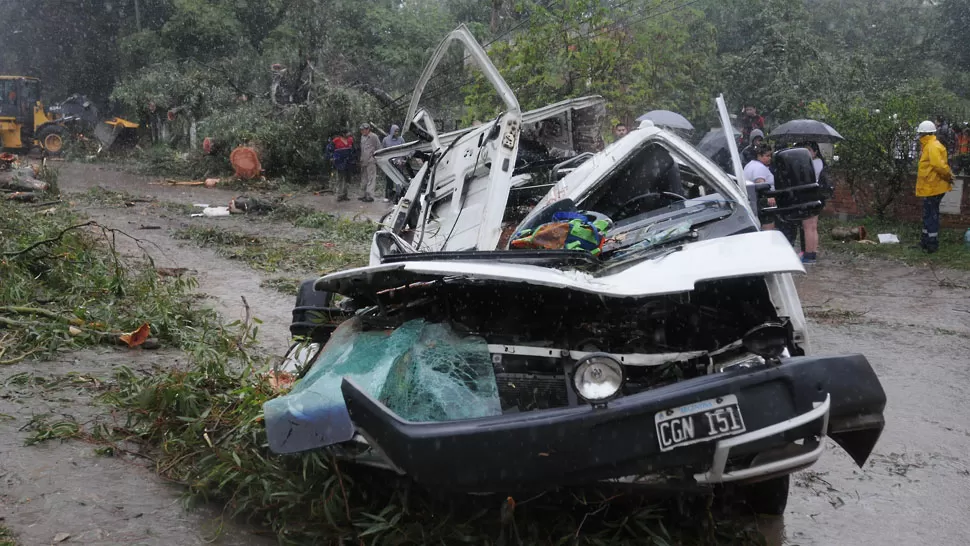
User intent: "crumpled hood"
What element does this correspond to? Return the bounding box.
[317,230,803,298]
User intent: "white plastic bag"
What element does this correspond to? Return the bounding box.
[191,206,230,218]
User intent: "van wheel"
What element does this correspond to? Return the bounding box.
[738,475,790,516]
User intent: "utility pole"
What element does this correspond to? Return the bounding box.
[134,0,142,31]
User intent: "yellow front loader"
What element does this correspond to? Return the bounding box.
[0,75,139,156]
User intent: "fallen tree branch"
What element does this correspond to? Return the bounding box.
[236,295,253,352]
[0,348,41,365]
[0,316,42,329]
[0,306,75,323]
[1,221,97,257]
[330,454,354,527]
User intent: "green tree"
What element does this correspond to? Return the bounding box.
[160,0,247,62]
[462,0,716,128]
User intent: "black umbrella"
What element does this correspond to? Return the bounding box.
[769,119,844,143]
[695,127,740,157]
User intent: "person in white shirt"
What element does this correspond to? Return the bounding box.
[743,144,774,188]
[743,144,775,229]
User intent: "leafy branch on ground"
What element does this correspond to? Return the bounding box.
[0,200,223,361]
[260,277,301,296]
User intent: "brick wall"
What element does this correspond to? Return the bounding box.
[823,174,970,228]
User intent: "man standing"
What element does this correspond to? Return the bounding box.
[915,120,953,253]
[327,130,355,201]
[358,123,381,203]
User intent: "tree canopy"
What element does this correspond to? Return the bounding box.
[0,0,966,177]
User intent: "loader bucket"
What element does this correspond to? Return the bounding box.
[95,118,139,151]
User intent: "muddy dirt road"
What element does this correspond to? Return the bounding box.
[2,162,969,545]
[785,258,970,545]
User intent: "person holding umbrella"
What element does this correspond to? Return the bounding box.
[796,141,831,264]
[915,120,953,253]
[769,119,845,260]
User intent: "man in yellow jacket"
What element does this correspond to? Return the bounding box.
[916,120,953,253]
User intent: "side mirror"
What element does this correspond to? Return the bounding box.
[756,148,824,223]
[410,109,441,147]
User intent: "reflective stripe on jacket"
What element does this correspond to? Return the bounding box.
[916,134,952,197]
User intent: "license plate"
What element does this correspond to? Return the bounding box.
[655,394,746,452]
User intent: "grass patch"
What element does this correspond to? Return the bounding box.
[820,216,970,270]
[159,200,199,215]
[174,225,370,274]
[0,524,16,546]
[266,203,376,242]
[73,186,151,207]
[260,277,302,295]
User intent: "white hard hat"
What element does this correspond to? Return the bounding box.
[917,120,937,134]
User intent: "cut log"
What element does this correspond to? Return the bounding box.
[5,192,39,202]
[230,146,261,179]
[0,170,49,193]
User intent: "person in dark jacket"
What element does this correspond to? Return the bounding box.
[739,105,765,147]
[326,130,355,201]
[740,128,765,165]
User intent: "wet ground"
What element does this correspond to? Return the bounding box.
[784,256,970,545]
[2,162,969,544]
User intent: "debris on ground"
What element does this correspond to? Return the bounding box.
[170,180,205,186]
[0,167,49,193]
[831,225,868,241]
[0,152,16,169]
[118,323,151,348]
[229,195,273,214]
[4,191,39,202]
[191,206,230,217]
[877,233,900,244]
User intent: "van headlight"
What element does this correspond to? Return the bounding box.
[573,353,624,403]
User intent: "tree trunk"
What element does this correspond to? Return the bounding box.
[0,170,49,192]
[491,0,504,34]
